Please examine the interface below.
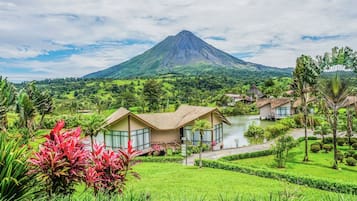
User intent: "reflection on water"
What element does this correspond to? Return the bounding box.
[223,115,275,148]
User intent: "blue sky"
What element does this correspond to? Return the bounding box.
[0,0,356,82]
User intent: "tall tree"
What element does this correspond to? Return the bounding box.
[143,80,162,112]
[0,77,16,132]
[319,74,350,169]
[192,119,211,168]
[292,55,322,162]
[16,90,36,132]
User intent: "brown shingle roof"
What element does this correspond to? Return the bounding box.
[293,97,317,108]
[256,98,290,109]
[104,105,230,130]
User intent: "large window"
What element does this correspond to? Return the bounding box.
[105,131,128,149]
[105,128,150,151]
[276,107,290,118]
[131,128,150,150]
[183,126,211,145]
[214,123,223,143]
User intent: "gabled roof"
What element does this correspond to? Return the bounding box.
[292,97,316,108]
[104,105,230,130]
[256,98,291,109]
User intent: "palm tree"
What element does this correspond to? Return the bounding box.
[81,114,106,151]
[192,119,211,168]
[16,90,36,133]
[319,74,350,169]
[292,55,322,162]
[0,77,16,132]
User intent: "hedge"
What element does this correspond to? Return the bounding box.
[219,149,274,162]
[135,156,183,163]
[194,159,357,194]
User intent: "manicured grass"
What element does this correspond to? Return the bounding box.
[112,162,351,201]
[232,140,357,184]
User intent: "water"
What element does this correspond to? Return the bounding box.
[223,115,275,148]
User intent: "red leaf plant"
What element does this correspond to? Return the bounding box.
[28,120,89,196]
[85,140,141,194]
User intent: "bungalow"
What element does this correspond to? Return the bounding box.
[225,94,254,106]
[256,98,291,120]
[94,105,230,152]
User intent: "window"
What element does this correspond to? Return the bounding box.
[104,131,128,150]
[104,128,150,151]
[276,107,290,118]
[131,128,150,150]
[183,126,211,145]
[214,123,223,143]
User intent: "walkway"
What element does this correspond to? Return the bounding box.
[183,128,314,166]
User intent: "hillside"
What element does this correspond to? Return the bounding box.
[84,30,290,78]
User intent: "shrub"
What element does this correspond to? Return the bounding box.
[346,157,357,166]
[311,141,323,149]
[219,150,274,161]
[323,137,333,144]
[352,143,357,150]
[86,142,140,194]
[310,144,321,153]
[202,143,209,152]
[135,156,183,163]
[278,118,296,128]
[265,124,289,140]
[322,144,333,153]
[336,152,344,162]
[345,150,355,158]
[28,121,89,196]
[0,133,36,200]
[244,123,264,139]
[337,138,346,146]
[350,138,357,145]
[353,153,357,160]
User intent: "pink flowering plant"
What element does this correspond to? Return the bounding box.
[28,120,140,197]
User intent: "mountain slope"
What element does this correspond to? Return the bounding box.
[84,30,287,78]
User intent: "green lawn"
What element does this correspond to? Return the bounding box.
[232,140,357,184]
[100,162,354,201]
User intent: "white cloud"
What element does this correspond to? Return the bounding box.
[0,0,356,81]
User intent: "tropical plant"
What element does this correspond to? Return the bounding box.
[0,77,16,132]
[346,108,354,149]
[28,121,89,197]
[273,135,296,168]
[81,114,106,151]
[16,90,36,133]
[143,80,163,112]
[292,55,322,162]
[244,123,264,142]
[192,119,211,168]
[0,133,36,200]
[85,141,140,194]
[319,74,351,169]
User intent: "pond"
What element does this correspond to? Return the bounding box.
[223,115,275,148]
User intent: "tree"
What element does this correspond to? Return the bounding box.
[192,119,211,168]
[319,74,351,169]
[81,114,106,151]
[143,80,162,112]
[317,46,357,73]
[292,55,322,162]
[244,122,264,143]
[346,108,354,149]
[273,135,296,168]
[0,77,16,132]
[16,90,36,133]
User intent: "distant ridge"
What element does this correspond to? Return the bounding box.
[84,30,289,78]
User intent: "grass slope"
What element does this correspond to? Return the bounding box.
[232,140,357,184]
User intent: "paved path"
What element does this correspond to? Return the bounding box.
[183,128,314,166]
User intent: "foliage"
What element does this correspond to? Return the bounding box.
[313,121,331,142]
[16,89,36,132]
[219,150,275,162]
[317,46,357,73]
[292,54,322,162]
[352,143,357,150]
[80,114,105,151]
[337,138,346,146]
[310,144,321,153]
[195,159,357,194]
[264,123,289,140]
[0,133,36,201]
[277,118,297,129]
[244,123,264,139]
[143,80,163,112]
[192,119,211,168]
[28,121,89,197]
[0,77,16,131]
[85,142,140,194]
[273,136,296,168]
[319,73,351,169]
[346,158,356,166]
[323,144,333,153]
[134,156,183,163]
